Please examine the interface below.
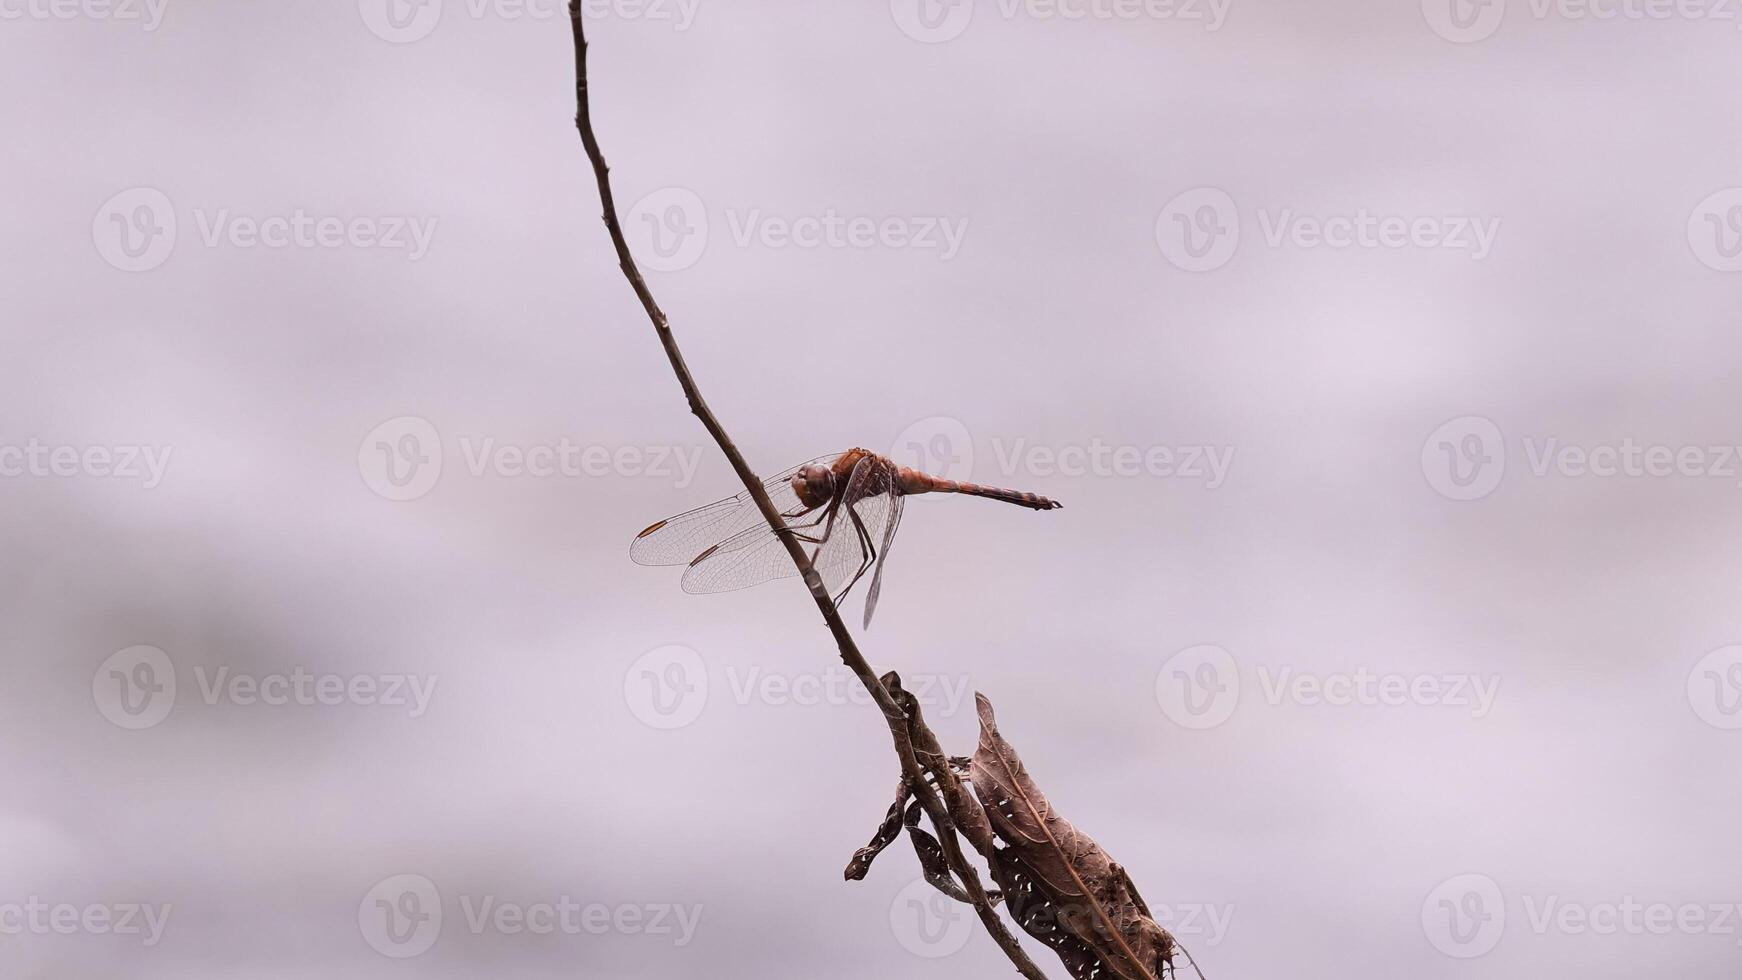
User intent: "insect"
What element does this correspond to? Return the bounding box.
[631,448,1062,627]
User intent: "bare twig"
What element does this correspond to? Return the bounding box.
[567,10,1052,979]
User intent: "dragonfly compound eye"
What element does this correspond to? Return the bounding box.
[792,464,835,508]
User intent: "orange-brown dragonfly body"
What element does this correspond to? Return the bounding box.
[632,448,1060,627]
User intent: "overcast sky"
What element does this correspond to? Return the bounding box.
[3,1,1741,977]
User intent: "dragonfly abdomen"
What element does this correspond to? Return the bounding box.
[897,469,1062,511]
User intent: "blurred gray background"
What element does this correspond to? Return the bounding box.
[3,0,1741,976]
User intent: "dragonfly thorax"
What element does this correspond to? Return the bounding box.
[791,464,837,509]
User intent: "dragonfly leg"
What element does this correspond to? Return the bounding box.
[832,505,878,606]
[805,494,847,566]
[781,503,825,526]
[775,502,830,544]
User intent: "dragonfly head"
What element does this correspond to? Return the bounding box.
[791,464,836,509]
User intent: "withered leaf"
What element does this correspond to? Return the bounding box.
[903,800,977,904]
[969,694,1177,980]
[845,675,1005,909]
[885,671,997,855]
[844,777,910,882]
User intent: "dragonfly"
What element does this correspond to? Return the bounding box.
[631,448,1062,628]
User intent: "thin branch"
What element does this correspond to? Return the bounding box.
[567,10,1053,979]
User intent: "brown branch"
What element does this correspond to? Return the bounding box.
[567,10,1052,980]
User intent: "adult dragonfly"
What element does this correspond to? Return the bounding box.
[630,448,1062,627]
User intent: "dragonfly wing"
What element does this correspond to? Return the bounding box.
[629,454,836,566]
[861,489,905,629]
[679,524,803,594]
[681,457,896,601]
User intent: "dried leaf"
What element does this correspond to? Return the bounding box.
[884,672,997,856]
[970,694,1177,980]
[844,777,910,881]
[903,800,976,904]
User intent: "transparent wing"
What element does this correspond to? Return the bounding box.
[861,490,905,629]
[681,457,898,598]
[629,454,838,566]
